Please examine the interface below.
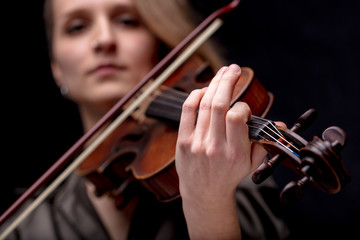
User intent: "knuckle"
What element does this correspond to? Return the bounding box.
[182,101,196,113]
[211,100,228,113]
[177,137,192,152]
[199,100,211,111]
[205,142,218,158]
[238,101,251,113]
[182,89,203,113]
[227,102,252,123]
[226,110,243,124]
[190,141,204,155]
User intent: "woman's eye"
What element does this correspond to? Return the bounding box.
[66,20,87,34]
[115,15,139,27]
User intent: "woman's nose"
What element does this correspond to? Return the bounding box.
[92,19,117,54]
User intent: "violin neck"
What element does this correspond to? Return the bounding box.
[145,89,280,143]
[145,88,186,124]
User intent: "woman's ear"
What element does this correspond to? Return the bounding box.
[51,62,69,97]
[51,61,63,88]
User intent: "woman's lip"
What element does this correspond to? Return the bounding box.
[89,64,124,77]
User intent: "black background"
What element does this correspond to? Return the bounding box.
[1,0,359,239]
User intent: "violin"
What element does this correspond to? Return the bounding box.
[77,56,351,208]
[0,0,351,238]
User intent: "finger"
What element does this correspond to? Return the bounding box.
[275,121,287,128]
[195,66,227,138]
[210,64,242,140]
[225,102,252,151]
[250,143,268,172]
[178,88,207,139]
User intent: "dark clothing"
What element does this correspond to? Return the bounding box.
[3,174,289,240]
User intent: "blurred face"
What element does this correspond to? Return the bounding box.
[51,0,159,110]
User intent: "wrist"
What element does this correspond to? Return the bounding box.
[181,189,241,240]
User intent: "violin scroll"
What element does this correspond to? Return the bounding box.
[251,109,351,204]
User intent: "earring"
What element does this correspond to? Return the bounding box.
[60,86,69,97]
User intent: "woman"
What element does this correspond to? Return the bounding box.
[3,0,289,239]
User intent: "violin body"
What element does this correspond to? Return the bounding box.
[78,116,180,205]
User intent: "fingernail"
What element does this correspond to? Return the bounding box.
[228,64,241,73]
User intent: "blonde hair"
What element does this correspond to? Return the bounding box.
[134,0,226,70]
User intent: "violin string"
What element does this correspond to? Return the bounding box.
[250,115,300,151]
[148,87,188,112]
[150,99,184,111]
[157,88,188,105]
[248,124,300,156]
[252,116,282,137]
[249,118,300,153]
[159,85,191,98]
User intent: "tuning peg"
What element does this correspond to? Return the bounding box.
[280,176,312,204]
[322,126,347,152]
[290,109,318,133]
[252,154,284,184]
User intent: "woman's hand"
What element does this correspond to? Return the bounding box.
[175,64,267,239]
